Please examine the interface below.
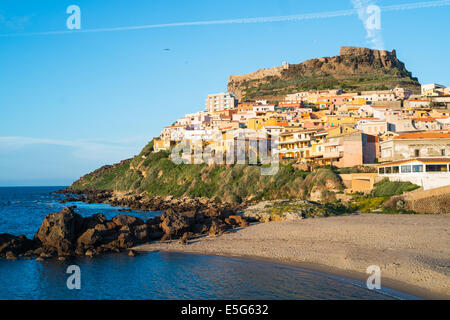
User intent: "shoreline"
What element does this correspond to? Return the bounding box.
[134,214,450,300]
[141,249,443,300]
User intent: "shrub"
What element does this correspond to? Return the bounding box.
[372,179,420,197]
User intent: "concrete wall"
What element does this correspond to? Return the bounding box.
[390,185,450,214]
[383,172,450,190]
[339,173,381,193]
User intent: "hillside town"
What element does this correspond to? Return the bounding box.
[154,83,450,191]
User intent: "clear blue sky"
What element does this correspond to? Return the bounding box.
[1,0,449,186]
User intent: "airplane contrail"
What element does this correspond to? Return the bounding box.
[0,0,449,37]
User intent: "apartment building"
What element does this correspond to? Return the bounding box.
[206,92,237,113]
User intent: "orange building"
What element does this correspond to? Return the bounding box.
[237,102,259,113]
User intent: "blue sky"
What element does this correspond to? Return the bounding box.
[0,0,449,186]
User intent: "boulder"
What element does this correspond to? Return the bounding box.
[225,215,249,228]
[82,213,106,230]
[76,228,102,249]
[133,224,149,241]
[160,211,190,237]
[179,232,193,245]
[112,215,144,227]
[5,251,17,260]
[147,225,164,240]
[203,207,221,218]
[34,207,84,257]
[0,234,36,257]
[208,218,229,236]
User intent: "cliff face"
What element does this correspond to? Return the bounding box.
[228,46,420,101]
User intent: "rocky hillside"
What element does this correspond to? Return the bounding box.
[228,46,420,101]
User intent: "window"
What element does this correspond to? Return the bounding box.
[412,165,423,172]
[401,165,412,173]
[425,165,448,172]
[379,167,385,174]
[393,166,400,174]
[441,149,446,156]
[414,150,420,157]
[385,167,392,174]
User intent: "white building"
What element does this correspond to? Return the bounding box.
[232,111,257,122]
[253,105,275,113]
[206,92,237,113]
[377,158,450,190]
[357,105,391,120]
[356,120,388,135]
[359,92,396,103]
[421,83,446,95]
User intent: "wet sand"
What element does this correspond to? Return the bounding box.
[134,213,450,299]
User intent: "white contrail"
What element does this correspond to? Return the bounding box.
[0,0,449,37]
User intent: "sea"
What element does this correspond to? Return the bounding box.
[0,186,419,300]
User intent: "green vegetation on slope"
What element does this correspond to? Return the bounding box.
[371,178,420,197]
[241,73,419,102]
[349,178,420,213]
[71,146,344,203]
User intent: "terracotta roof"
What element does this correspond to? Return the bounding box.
[394,132,450,140]
[412,117,436,121]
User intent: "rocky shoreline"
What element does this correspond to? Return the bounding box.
[0,188,356,261]
[0,188,250,261]
[56,187,245,213]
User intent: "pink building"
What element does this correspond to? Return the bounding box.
[323,132,378,168]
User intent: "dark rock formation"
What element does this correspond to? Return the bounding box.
[0,234,37,258]
[58,187,245,214]
[1,201,250,260]
[34,206,84,257]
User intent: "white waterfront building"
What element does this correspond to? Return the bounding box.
[377,158,450,190]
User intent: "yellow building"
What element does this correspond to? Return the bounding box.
[325,115,357,127]
[351,98,367,106]
[247,116,287,130]
[327,125,358,137]
[278,130,316,160]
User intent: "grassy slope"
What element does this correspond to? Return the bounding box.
[71,140,344,203]
[241,73,419,102]
[349,178,420,213]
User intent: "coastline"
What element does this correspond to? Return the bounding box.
[134,213,450,300]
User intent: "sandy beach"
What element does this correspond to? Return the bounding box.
[135,213,450,299]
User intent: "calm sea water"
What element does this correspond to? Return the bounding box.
[0,187,418,300]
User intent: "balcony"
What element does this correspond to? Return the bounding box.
[322,151,343,159]
[277,147,306,154]
[322,140,340,147]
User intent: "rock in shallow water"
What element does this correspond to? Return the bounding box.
[2,197,250,260]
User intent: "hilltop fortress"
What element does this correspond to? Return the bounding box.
[228,46,419,101]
